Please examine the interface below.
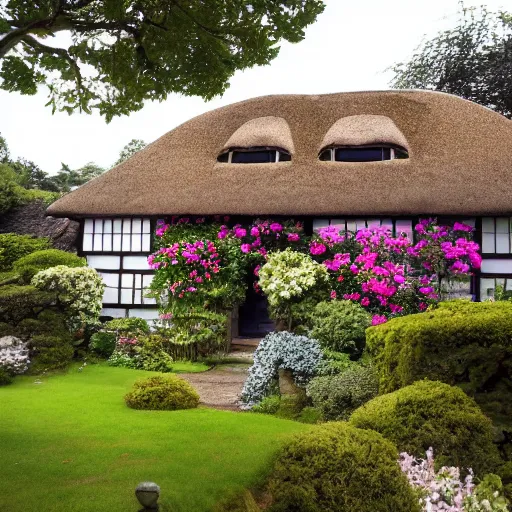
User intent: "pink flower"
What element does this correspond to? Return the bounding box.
[453,222,473,232]
[250,226,260,237]
[337,275,344,282]
[350,264,359,274]
[419,286,434,295]
[361,297,370,307]
[310,241,327,255]
[394,274,405,284]
[270,222,283,232]
[419,302,427,311]
[241,244,251,254]
[372,315,387,326]
[234,227,247,238]
[196,217,205,224]
[330,290,337,299]
[218,226,229,239]
[287,233,300,242]
[254,265,261,276]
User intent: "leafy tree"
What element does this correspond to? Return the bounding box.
[0,133,9,163]
[390,6,512,118]
[114,139,146,166]
[9,157,58,190]
[54,162,105,191]
[0,0,325,122]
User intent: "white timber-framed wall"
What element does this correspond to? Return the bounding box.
[80,217,159,320]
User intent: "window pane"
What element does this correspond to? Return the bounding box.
[86,255,120,270]
[103,234,112,252]
[94,219,103,234]
[143,274,154,287]
[99,273,119,288]
[133,290,142,304]
[496,233,510,254]
[83,234,93,252]
[142,234,151,252]
[396,220,413,238]
[113,234,122,251]
[355,220,366,231]
[132,218,142,234]
[113,219,123,233]
[122,234,131,252]
[381,219,393,231]
[335,147,385,162]
[382,148,391,160]
[496,218,509,234]
[103,219,112,234]
[231,150,274,163]
[312,219,329,232]
[330,219,345,231]
[278,151,291,162]
[84,219,94,233]
[131,234,142,252]
[319,149,332,161]
[346,220,357,232]
[482,218,495,233]
[93,234,103,251]
[103,287,119,303]
[120,289,133,304]
[121,274,133,288]
[143,219,151,234]
[367,219,381,228]
[123,256,150,270]
[480,278,496,301]
[123,219,131,234]
[143,297,157,305]
[217,152,229,163]
[134,274,142,288]
[482,233,495,253]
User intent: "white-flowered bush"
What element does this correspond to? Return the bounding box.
[259,249,329,324]
[241,331,323,405]
[400,448,509,512]
[31,265,104,331]
[0,336,29,375]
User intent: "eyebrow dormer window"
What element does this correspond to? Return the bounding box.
[319,145,409,162]
[218,147,291,163]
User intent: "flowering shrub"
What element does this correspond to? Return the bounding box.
[108,335,173,372]
[0,335,29,376]
[259,249,330,327]
[400,448,509,511]
[31,265,104,331]
[241,331,323,405]
[309,220,481,323]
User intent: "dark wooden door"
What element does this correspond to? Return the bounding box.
[239,282,275,337]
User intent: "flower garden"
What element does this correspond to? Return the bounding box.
[1,217,512,511]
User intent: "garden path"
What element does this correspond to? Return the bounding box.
[178,338,259,411]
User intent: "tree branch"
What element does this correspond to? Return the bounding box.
[21,35,83,95]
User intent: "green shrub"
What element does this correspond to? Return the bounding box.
[135,335,174,372]
[124,375,200,411]
[307,364,379,421]
[315,349,354,376]
[14,249,86,283]
[0,234,50,271]
[0,285,56,324]
[15,311,69,340]
[29,334,74,373]
[0,367,12,386]
[310,300,370,357]
[89,331,117,358]
[213,489,260,512]
[0,322,14,337]
[349,380,501,475]
[104,317,150,335]
[365,300,512,426]
[252,395,281,415]
[267,422,421,512]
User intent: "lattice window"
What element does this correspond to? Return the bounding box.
[83,218,151,252]
[482,218,512,254]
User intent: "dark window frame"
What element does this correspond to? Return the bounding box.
[217,146,292,164]
[319,144,409,162]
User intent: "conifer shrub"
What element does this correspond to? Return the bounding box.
[0,285,56,324]
[29,334,74,373]
[307,364,379,421]
[0,234,50,271]
[14,249,86,283]
[267,422,421,512]
[124,375,199,411]
[349,380,501,476]
[310,300,370,357]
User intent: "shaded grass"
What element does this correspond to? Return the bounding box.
[0,364,308,511]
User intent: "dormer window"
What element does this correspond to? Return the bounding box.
[218,147,292,163]
[319,145,409,162]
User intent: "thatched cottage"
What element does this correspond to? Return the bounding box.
[47,90,512,333]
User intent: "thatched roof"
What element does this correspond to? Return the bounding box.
[47,90,512,218]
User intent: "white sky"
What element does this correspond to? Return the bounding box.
[0,0,508,174]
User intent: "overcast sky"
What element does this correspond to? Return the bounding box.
[0,0,508,174]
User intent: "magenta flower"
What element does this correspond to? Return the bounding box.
[394,274,405,284]
[241,244,251,254]
[270,222,283,232]
[310,241,327,255]
[350,264,359,274]
[419,286,434,295]
[254,265,261,276]
[372,315,387,326]
[234,227,247,238]
[330,290,337,299]
[287,233,300,242]
[250,226,260,237]
[361,297,370,307]
[453,222,473,232]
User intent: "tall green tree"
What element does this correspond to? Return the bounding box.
[54,161,105,191]
[0,0,325,122]
[114,138,146,166]
[390,6,512,118]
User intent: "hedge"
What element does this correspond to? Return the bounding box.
[0,285,56,324]
[0,233,50,271]
[349,380,501,476]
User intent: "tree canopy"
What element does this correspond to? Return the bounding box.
[115,138,146,166]
[390,6,512,119]
[0,0,325,121]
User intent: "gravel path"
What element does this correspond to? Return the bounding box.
[179,364,250,411]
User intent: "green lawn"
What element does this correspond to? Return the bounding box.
[0,364,308,511]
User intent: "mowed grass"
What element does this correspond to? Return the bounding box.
[0,364,308,511]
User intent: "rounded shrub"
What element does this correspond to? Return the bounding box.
[89,331,117,358]
[124,375,200,411]
[104,317,150,335]
[29,334,74,373]
[349,380,501,475]
[14,249,86,283]
[0,285,56,324]
[310,300,370,356]
[0,234,50,271]
[268,422,421,512]
[307,364,379,421]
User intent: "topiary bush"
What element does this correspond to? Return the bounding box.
[0,233,50,271]
[104,317,150,335]
[29,334,74,373]
[241,331,323,405]
[310,300,370,357]
[365,300,512,428]
[267,422,421,512]
[0,285,56,324]
[307,364,379,421]
[89,331,117,358]
[349,380,501,476]
[14,249,86,283]
[124,375,200,411]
